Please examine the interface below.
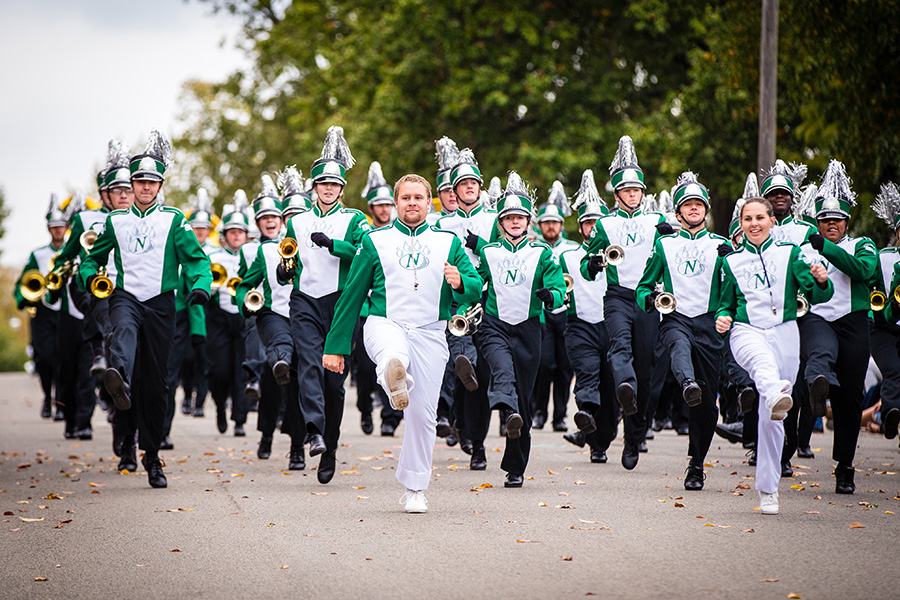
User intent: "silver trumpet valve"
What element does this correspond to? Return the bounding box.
[449,303,484,337]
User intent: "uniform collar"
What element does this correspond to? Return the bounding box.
[313,202,342,218]
[500,237,528,252]
[742,236,774,254]
[615,208,642,219]
[678,227,708,240]
[131,202,159,218]
[393,219,430,236]
[455,205,483,218]
[775,215,794,226]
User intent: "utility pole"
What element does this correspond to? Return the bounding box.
[758,0,779,182]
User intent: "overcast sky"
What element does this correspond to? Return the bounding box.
[0,0,247,267]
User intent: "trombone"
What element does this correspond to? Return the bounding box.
[80,230,99,252]
[210,263,228,289]
[19,270,46,304]
[449,303,484,337]
[797,294,810,318]
[871,289,887,312]
[90,267,113,299]
[243,289,265,313]
[225,277,242,297]
[278,237,299,270]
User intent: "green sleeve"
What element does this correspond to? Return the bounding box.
[635,239,665,313]
[331,212,371,260]
[324,237,377,356]
[791,246,833,304]
[820,237,877,282]
[887,263,900,323]
[579,223,611,281]
[189,304,206,336]
[715,259,737,320]
[539,247,567,310]
[449,236,482,306]
[236,245,267,318]
[173,213,213,294]
[77,216,115,290]
[56,216,85,265]
[14,252,41,309]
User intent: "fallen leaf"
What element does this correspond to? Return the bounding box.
[574,480,586,485]
[760,578,779,582]
[560,556,573,561]
[850,522,865,528]
[790,484,805,490]
[19,517,44,522]
[171,549,181,552]
[788,595,802,599]
[230,473,244,477]
[548,470,558,475]
[353,486,366,490]
[674,502,685,508]
[43,493,61,500]
[311,492,328,496]
[803,511,820,514]
[742,529,755,533]
[578,519,599,524]
[33,577,48,582]
[475,483,492,489]
[281,564,289,569]
[266,523,275,527]
[356,496,369,500]
[516,539,531,543]
[88,482,104,488]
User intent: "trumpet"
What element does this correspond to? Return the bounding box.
[19,270,47,304]
[210,263,228,289]
[80,230,99,252]
[871,289,887,312]
[894,285,900,305]
[46,260,73,292]
[449,303,484,337]
[797,294,810,318]
[243,289,265,313]
[278,237,299,270]
[655,291,676,314]
[225,276,242,297]
[91,267,114,299]
[605,244,625,266]
[563,273,574,294]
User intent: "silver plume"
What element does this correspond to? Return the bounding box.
[504,171,534,201]
[320,126,355,169]
[741,172,759,199]
[435,136,460,171]
[106,139,129,170]
[657,189,673,214]
[572,169,606,210]
[260,173,279,199]
[641,193,658,213]
[456,148,478,168]
[547,180,571,217]
[232,190,249,214]
[815,159,856,206]
[609,135,640,175]
[194,188,213,214]
[765,159,807,192]
[361,161,388,198]
[793,183,818,220]
[278,165,305,198]
[486,176,502,210]
[873,182,900,228]
[144,129,173,172]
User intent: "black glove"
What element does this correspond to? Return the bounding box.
[276,262,296,285]
[187,289,209,306]
[47,287,62,304]
[646,290,660,312]
[717,243,733,258]
[86,274,98,292]
[191,334,206,347]
[809,233,825,251]
[535,287,554,306]
[465,230,480,251]
[587,255,605,278]
[656,222,675,236]
[310,232,333,252]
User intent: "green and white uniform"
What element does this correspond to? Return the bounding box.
[236,240,293,319]
[435,205,500,267]
[799,235,877,321]
[15,244,62,312]
[580,209,666,288]
[771,215,813,246]
[207,246,242,315]
[560,243,606,323]
[544,237,579,315]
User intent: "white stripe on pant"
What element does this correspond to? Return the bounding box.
[729,321,799,494]
[364,316,450,491]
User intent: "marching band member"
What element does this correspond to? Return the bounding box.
[279,126,370,484]
[716,196,832,515]
[635,172,729,490]
[323,173,481,511]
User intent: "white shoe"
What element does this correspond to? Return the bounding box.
[768,394,793,420]
[759,491,779,515]
[386,358,409,410]
[401,489,427,513]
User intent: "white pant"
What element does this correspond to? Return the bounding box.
[364,316,449,491]
[730,321,800,494]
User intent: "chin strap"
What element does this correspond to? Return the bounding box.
[500,222,527,243]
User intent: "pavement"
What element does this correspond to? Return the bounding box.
[1,371,898,599]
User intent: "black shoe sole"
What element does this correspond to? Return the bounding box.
[808,375,829,418]
[590,452,607,464]
[118,462,137,472]
[103,369,131,411]
[682,383,702,407]
[454,355,479,392]
[563,432,586,448]
[273,361,291,386]
[505,413,523,439]
[884,408,900,440]
[616,383,637,416]
[797,448,815,459]
[504,477,524,488]
[573,411,596,434]
[714,423,743,444]
[738,387,756,413]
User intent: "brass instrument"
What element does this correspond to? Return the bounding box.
[449,303,484,337]
[894,285,900,305]
[243,289,265,313]
[563,273,574,295]
[278,237,299,270]
[26,306,37,318]
[80,230,99,252]
[225,277,242,297]
[655,291,676,314]
[90,267,114,299]
[871,289,887,312]
[605,244,625,266]
[210,263,228,289]
[46,260,73,292]
[797,294,810,318]
[19,270,46,304]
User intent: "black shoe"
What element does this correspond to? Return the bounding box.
[797,445,814,459]
[118,444,137,472]
[142,454,167,489]
[532,412,547,430]
[682,379,702,407]
[573,410,596,434]
[272,360,291,385]
[563,430,586,448]
[446,429,459,447]
[258,435,273,460]
[651,417,668,432]
[808,374,830,418]
[360,412,374,435]
[470,446,487,470]
[159,436,174,451]
[436,416,452,438]
[714,421,744,444]
[64,430,76,439]
[552,419,567,432]
[738,386,756,413]
[499,421,507,437]
[381,422,396,436]
[216,411,227,434]
[504,412,524,439]
[234,424,246,437]
[645,427,655,440]
[289,444,306,470]
[883,408,900,440]
[41,398,52,419]
[590,449,607,463]
[454,355,478,391]
[317,451,336,484]
[616,383,637,416]
[622,443,639,470]
[684,465,705,491]
[103,368,131,411]
[675,424,690,436]
[308,434,326,457]
[192,407,204,418]
[244,379,261,401]
[747,448,757,466]
[112,425,125,457]
[53,408,65,421]
[504,473,524,488]
[76,428,93,440]
[834,463,855,494]
[781,461,793,477]
[181,396,192,415]
[638,440,649,453]
[90,354,107,378]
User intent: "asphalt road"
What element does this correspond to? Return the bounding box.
[1,372,898,599]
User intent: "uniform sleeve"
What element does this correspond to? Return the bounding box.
[886,263,900,323]
[715,259,738,321]
[188,304,206,336]
[790,245,833,305]
[14,252,41,309]
[579,222,610,281]
[331,212,371,260]
[449,235,483,305]
[820,237,877,282]
[539,247,567,310]
[55,215,85,265]
[324,236,377,356]
[77,215,115,290]
[635,239,665,313]
[173,214,213,295]
[236,245,267,318]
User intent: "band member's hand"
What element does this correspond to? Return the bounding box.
[47,287,63,304]
[276,263,296,285]
[310,232,334,252]
[717,243,733,258]
[810,263,828,286]
[464,230,480,251]
[587,255,605,278]
[86,274,98,292]
[444,262,462,290]
[656,222,675,236]
[646,290,660,312]
[535,287,553,306]
[809,233,825,251]
[191,334,206,347]
[323,354,345,374]
[715,315,733,334]
[187,289,210,306]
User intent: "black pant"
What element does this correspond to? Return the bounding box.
[290,289,348,452]
[604,285,659,446]
[566,317,617,452]
[255,311,305,442]
[533,311,573,424]
[870,318,900,422]
[207,305,249,426]
[242,316,266,383]
[56,312,95,432]
[354,318,402,427]
[474,314,541,476]
[441,330,477,437]
[801,311,869,465]
[658,312,723,465]
[108,290,176,454]
[164,309,190,434]
[30,304,58,406]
